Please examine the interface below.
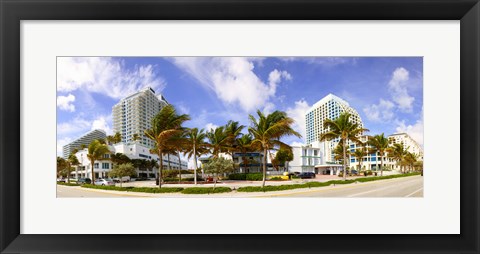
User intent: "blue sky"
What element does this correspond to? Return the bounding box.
[57,57,423,157]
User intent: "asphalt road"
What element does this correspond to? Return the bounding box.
[265,175,424,198]
[57,175,423,198]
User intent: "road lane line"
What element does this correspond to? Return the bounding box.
[405,187,423,197]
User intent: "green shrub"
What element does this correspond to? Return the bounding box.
[181,187,232,194]
[246,173,263,181]
[228,173,247,180]
[57,182,80,186]
[269,177,284,181]
[228,173,263,181]
[81,184,183,193]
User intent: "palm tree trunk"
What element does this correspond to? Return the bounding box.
[90,160,95,183]
[262,148,267,188]
[193,146,198,185]
[178,152,182,183]
[380,154,383,176]
[158,151,163,188]
[343,141,347,181]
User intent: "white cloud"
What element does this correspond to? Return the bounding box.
[57,117,91,136]
[57,115,112,137]
[57,137,72,156]
[170,57,291,112]
[286,99,310,139]
[262,102,276,115]
[363,99,395,122]
[290,141,305,147]
[388,67,415,112]
[205,123,218,131]
[91,115,112,135]
[57,57,166,99]
[57,94,76,112]
[395,109,424,146]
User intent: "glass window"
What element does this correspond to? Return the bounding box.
[94,163,99,169]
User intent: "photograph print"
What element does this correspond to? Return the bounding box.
[56,57,423,198]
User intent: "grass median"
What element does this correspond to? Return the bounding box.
[237,172,421,193]
[66,172,420,194]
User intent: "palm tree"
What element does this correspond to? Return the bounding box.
[67,153,79,183]
[113,132,122,144]
[132,133,141,142]
[206,126,229,158]
[368,133,390,176]
[248,110,301,187]
[185,128,208,185]
[236,134,253,173]
[144,105,190,188]
[352,145,368,172]
[224,120,245,158]
[320,112,368,181]
[387,143,408,173]
[106,135,115,145]
[404,152,418,173]
[87,139,110,183]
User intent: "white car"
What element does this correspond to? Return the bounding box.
[94,178,115,186]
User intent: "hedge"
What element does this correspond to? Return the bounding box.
[81,184,183,193]
[228,173,263,181]
[181,187,232,194]
[57,182,80,186]
[237,173,420,192]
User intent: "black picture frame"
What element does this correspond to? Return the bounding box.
[1,0,479,253]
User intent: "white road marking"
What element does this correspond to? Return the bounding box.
[405,187,423,197]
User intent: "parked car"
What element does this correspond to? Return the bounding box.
[113,176,130,183]
[298,172,316,179]
[350,170,359,175]
[56,178,66,183]
[77,178,92,185]
[94,178,115,186]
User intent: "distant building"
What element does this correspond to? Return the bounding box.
[305,94,364,163]
[71,142,187,179]
[62,129,106,159]
[112,87,168,149]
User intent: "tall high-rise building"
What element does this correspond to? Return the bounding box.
[112,87,168,148]
[305,94,364,163]
[388,133,424,160]
[62,129,106,158]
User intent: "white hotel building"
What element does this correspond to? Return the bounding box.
[112,87,168,149]
[69,87,187,179]
[287,94,423,175]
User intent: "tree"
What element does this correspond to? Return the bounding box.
[274,148,294,171]
[110,153,131,166]
[236,134,254,173]
[56,157,68,179]
[387,143,408,173]
[248,110,301,187]
[368,134,390,176]
[132,133,141,142]
[109,163,136,187]
[352,145,368,171]
[320,112,368,181]
[404,152,418,173]
[206,126,229,158]
[113,132,122,144]
[185,128,208,185]
[87,139,110,183]
[144,105,190,188]
[224,120,245,158]
[67,153,80,183]
[203,157,234,189]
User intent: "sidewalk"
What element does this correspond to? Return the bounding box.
[118,172,401,189]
